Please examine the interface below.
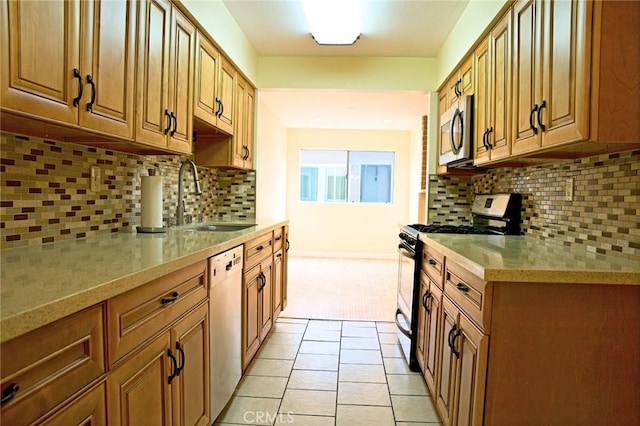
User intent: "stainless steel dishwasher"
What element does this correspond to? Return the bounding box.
[209,245,243,421]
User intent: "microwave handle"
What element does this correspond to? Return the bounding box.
[450,108,463,155]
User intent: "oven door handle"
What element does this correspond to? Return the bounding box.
[395,308,412,339]
[398,244,416,260]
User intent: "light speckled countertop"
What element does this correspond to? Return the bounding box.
[0,219,287,343]
[422,234,640,285]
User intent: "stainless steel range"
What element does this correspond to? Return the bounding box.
[395,193,522,370]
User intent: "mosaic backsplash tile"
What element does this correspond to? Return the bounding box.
[427,149,639,260]
[0,133,256,248]
[427,175,473,225]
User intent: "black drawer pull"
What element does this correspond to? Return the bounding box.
[275,235,282,241]
[1,383,19,405]
[456,283,470,293]
[452,329,461,359]
[428,259,437,266]
[529,104,539,134]
[161,291,180,305]
[276,253,282,258]
[422,290,431,313]
[256,245,264,251]
[86,74,96,111]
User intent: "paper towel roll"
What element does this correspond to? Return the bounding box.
[141,175,163,228]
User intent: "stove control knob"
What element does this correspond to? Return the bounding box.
[398,232,407,240]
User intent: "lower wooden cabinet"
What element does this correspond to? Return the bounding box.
[273,248,284,319]
[435,296,488,426]
[40,383,107,426]
[423,280,443,396]
[107,302,210,426]
[242,255,273,369]
[0,304,106,426]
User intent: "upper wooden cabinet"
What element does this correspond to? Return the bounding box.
[232,75,255,170]
[1,0,137,139]
[135,0,195,154]
[474,9,512,166]
[511,0,640,157]
[445,55,474,108]
[194,32,235,136]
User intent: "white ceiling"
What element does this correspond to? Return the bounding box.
[223,0,468,130]
[223,0,469,57]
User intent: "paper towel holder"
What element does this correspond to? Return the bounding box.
[137,166,167,234]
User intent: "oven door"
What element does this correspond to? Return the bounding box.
[396,242,420,371]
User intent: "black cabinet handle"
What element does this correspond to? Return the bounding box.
[486,127,493,149]
[243,146,250,160]
[175,342,185,376]
[529,104,539,135]
[226,260,233,271]
[161,291,180,305]
[456,283,470,293]
[537,100,547,132]
[1,383,19,405]
[215,97,221,116]
[86,75,96,111]
[275,235,282,242]
[256,245,264,252]
[276,252,282,259]
[428,259,437,266]
[481,129,489,150]
[454,80,460,97]
[286,239,290,252]
[422,290,431,313]
[72,68,83,107]
[170,112,177,136]
[447,324,457,352]
[167,349,178,384]
[218,100,224,118]
[452,328,461,358]
[164,109,172,134]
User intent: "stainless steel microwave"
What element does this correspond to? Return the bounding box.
[439,95,473,167]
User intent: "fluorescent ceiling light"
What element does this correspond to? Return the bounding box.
[301,0,362,45]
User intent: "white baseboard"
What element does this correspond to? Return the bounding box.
[288,250,397,260]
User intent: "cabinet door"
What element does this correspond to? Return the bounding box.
[40,383,106,426]
[194,33,220,124]
[243,267,261,369]
[107,332,173,426]
[423,282,442,396]
[259,260,274,341]
[1,0,80,124]
[135,0,171,148]
[167,7,195,154]
[435,297,459,426]
[79,0,136,139]
[511,0,543,155]
[452,314,488,426]
[473,36,491,165]
[244,85,255,169]
[539,0,590,147]
[416,273,429,372]
[273,249,284,319]
[171,303,210,426]
[487,8,512,161]
[282,226,289,310]
[459,56,474,97]
[232,75,248,168]
[216,56,236,134]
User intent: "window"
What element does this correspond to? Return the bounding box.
[299,150,394,203]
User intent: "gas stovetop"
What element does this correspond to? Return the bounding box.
[407,224,499,235]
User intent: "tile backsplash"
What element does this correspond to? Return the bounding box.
[0,133,255,249]
[428,149,639,260]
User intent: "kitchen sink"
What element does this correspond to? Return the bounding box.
[188,224,256,232]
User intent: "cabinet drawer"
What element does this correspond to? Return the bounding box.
[107,261,207,366]
[244,232,273,271]
[444,259,492,332]
[273,227,284,251]
[0,304,106,426]
[422,245,445,288]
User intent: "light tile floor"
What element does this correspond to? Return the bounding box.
[216,317,442,426]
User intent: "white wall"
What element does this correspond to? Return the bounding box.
[286,128,411,259]
[255,98,288,221]
[258,56,438,90]
[180,0,258,83]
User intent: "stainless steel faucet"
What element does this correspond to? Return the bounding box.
[177,160,203,226]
